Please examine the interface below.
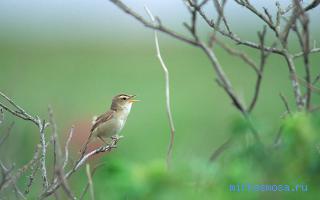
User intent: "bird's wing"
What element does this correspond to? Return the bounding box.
[90,110,115,133]
[80,110,116,154]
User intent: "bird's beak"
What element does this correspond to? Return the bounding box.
[129,95,140,103]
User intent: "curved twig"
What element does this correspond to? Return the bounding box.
[145,6,176,169]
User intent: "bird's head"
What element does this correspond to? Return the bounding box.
[111,94,139,111]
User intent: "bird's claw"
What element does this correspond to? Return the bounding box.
[111,135,124,140]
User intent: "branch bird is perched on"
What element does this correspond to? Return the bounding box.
[81,94,139,153]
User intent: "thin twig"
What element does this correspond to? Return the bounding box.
[39,119,49,189]
[0,91,50,191]
[63,126,74,169]
[201,43,246,112]
[294,0,311,110]
[24,161,40,195]
[0,145,41,191]
[13,183,26,200]
[313,73,320,85]
[0,122,14,147]
[184,0,199,41]
[296,75,320,94]
[145,6,176,169]
[207,0,230,47]
[273,125,284,147]
[0,91,39,127]
[234,0,279,37]
[0,161,14,191]
[55,168,76,200]
[40,137,121,199]
[209,136,234,162]
[293,48,320,58]
[85,164,95,200]
[213,37,260,75]
[279,93,291,115]
[48,105,60,191]
[282,52,304,110]
[0,108,3,124]
[248,26,275,112]
[187,0,283,55]
[109,0,197,46]
[280,0,302,48]
[304,0,320,11]
[79,163,106,200]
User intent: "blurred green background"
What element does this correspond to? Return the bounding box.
[0,0,320,199]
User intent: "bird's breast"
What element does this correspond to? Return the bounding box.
[95,104,132,139]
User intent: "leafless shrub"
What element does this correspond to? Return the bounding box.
[109,0,320,160]
[0,91,122,199]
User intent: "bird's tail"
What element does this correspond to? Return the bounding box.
[79,133,93,155]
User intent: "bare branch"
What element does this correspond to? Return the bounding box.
[200,43,246,112]
[280,0,304,48]
[49,107,58,185]
[198,0,210,8]
[275,1,281,32]
[294,0,312,110]
[200,43,262,143]
[55,168,76,200]
[39,119,49,189]
[13,183,26,200]
[63,126,74,169]
[0,91,51,191]
[0,145,40,191]
[313,73,320,85]
[109,0,198,46]
[234,0,279,37]
[24,161,40,195]
[248,26,275,112]
[0,108,3,124]
[40,137,122,199]
[296,75,320,94]
[79,163,106,200]
[85,164,95,200]
[304,0,320,11]
[273,125,284,147]
[209,136,234,162]
[213,0,230,34]
[0,161,14,191]
[145,6,176,169]
[283,52,304,110]
[279,93,291,115]
[213,38,260,75]
[0,122,14,147]
[188,1,283,55]
[184,0,199,41]
[293,47,320,58]
[0,91,39,127]
[207,0,230,47]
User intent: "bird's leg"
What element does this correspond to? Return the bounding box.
[110,135,123,146]
[98,136,107,144]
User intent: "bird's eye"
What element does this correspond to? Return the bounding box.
[121,97,127,100]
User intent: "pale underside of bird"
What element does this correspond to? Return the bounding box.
[91,102,132,142]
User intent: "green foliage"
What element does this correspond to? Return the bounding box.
[72,113,320,199]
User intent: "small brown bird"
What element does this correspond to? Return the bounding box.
[81,94,139,153]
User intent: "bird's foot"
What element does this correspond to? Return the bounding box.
[111,135,124,140]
